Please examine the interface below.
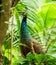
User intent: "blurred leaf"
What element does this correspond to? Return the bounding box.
[3,56,9,65]
[38,3,56,28]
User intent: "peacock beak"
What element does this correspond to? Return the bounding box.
[22,11,27,16]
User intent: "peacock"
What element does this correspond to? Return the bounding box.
[20,12,44,57]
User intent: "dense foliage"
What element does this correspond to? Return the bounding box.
[2,0,56,65]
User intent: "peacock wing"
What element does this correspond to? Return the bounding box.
[31,38,44,54]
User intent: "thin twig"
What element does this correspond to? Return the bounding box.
[45,42,51,53]
[10,11,14,65]
[45,33,51,53]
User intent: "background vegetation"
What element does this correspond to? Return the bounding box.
[2,0,56,65]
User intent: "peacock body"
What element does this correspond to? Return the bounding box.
[20,14,44,57]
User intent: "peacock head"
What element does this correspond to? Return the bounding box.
[21,9,27,17]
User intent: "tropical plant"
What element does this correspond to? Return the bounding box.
[2,0,56,65]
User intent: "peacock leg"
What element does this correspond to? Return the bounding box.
[30,43,35,54]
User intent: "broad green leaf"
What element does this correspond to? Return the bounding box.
[38,3,56,28]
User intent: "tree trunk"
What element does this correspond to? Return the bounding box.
[0,0,20,65]
[0,0,11,65]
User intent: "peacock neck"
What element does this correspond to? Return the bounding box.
[20,16,31,39]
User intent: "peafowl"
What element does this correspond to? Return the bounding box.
[20,12,44,57]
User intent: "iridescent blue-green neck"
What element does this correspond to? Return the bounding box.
[20,15,31,39]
